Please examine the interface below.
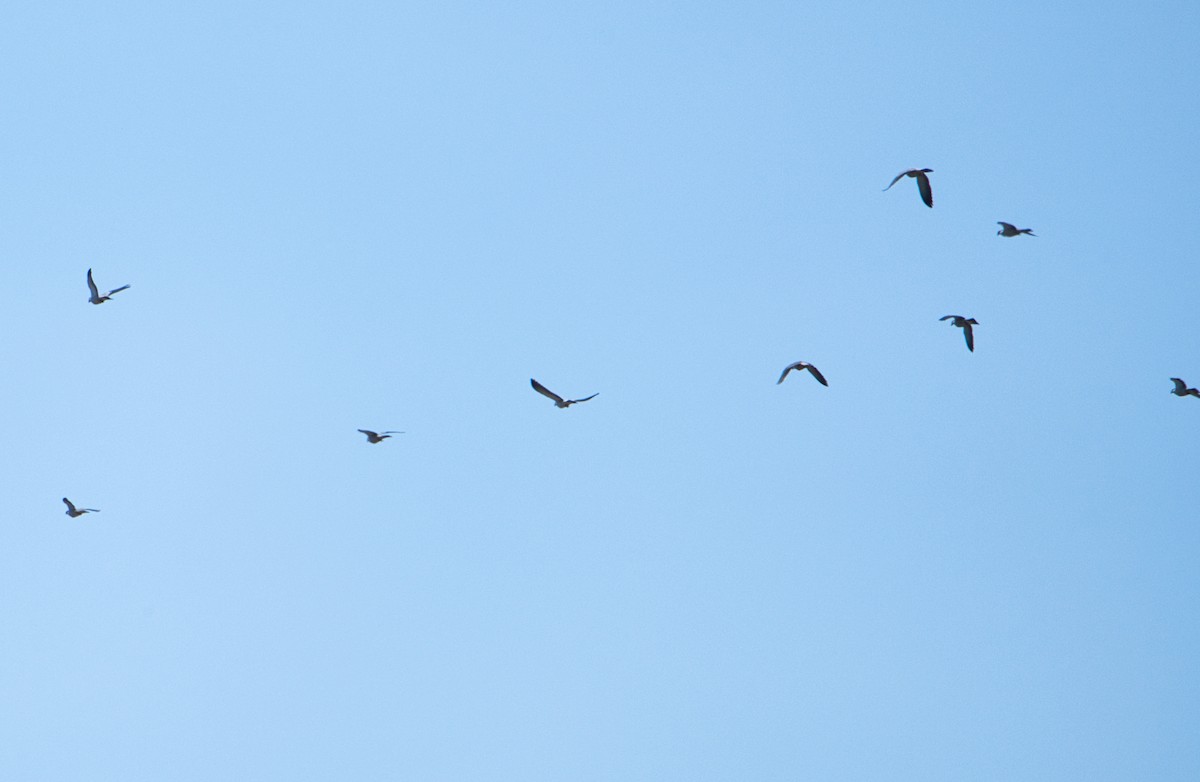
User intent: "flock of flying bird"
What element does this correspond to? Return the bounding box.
[58,169,1198,517]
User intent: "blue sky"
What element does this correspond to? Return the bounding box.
[2,1,1198,779]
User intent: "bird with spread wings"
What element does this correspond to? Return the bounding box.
[883,168,934,208]
[940,315,979,352]
[358,429,405,443]
[531,378,598,408]
[63,498,100,518]
[777,361,828,387]
[87,268,131,305]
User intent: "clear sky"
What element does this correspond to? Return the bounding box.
[2,1,1198,779]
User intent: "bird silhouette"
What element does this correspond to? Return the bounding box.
[997,222,1035,237]
[940,315,979,352]
[531,378,598,408]
[1169,378,1200,398]
[62,498,99,518]
[884,168,934,208]
[86,268,131,304]
[777,361,829,386]
[358,429,405,443]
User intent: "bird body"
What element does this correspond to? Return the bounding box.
[358,429,404,443]
[940,315,979,352]
[777,361,828,386]
[87,268,131,304]
[1170,378,1200,398]
[884,168,934,208]
[62,498,99,517]
[997,222,1035,237]
[531,378,598,408]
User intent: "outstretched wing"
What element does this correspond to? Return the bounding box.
[1171,378,1188,394]
[63,497,77,513]
[997,221,1015,232]
[531,379,565,405]
[380,431,406,435]
[86,269,99,299]
[777,363,799,384]
[107,284,131,296]
[883,171,909,191]
[939,315,957,322]
[804,364,829,386]
[569,393,598,404]
[357,429,378,438]
[916,171,933,207]
[963,323,975,352]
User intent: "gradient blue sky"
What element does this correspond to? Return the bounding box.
[2,2,1199,779]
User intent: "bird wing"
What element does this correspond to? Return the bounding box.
[531,379,565,405]
[883,171,909,191]
[381,431,405,435]
[963,323,975,352]
[107,284,131,296]
[1171,378,1188,393]
[939,315,959,322]
[804,364,829,386]
[569,393,598,404]
[777,363,802,384]
[357,429,378,438]
[63,498,77,513]
[916,171,933,207]
[997,222,1015,231]
[86,269,99,298]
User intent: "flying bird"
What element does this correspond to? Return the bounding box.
[87,268,131,304]
[883,168,934,208]
[940,315,979,352]
[1170,378,1200,398]
[777,361,828,387]
[531,378,598,408]
[358,429,405,443]
[996,222,1035,237]
[62,498,100,518]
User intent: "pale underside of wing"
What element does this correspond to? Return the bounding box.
[86,269,99,298]
[530,378,565,405]
[107,284,131,296]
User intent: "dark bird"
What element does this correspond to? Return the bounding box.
[1170,378,1200,398]
[883,168,934,208]
[777,361,829,387]
[358,429,405,443]
[997,222,1035,237]
[940,315,979,352]
[62,498,99,518]
[87,268,131,304]
[531,378,598,408]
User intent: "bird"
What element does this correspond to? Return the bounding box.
[777,361,828,386]
[358,429,405,443]
[87,268,131,304]
[940,315,979,352]
[996,222,1035,237]
[883,168,934,208]
[531,378,598,408]
[1169,378,1200,398]
[62,498,99,518]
